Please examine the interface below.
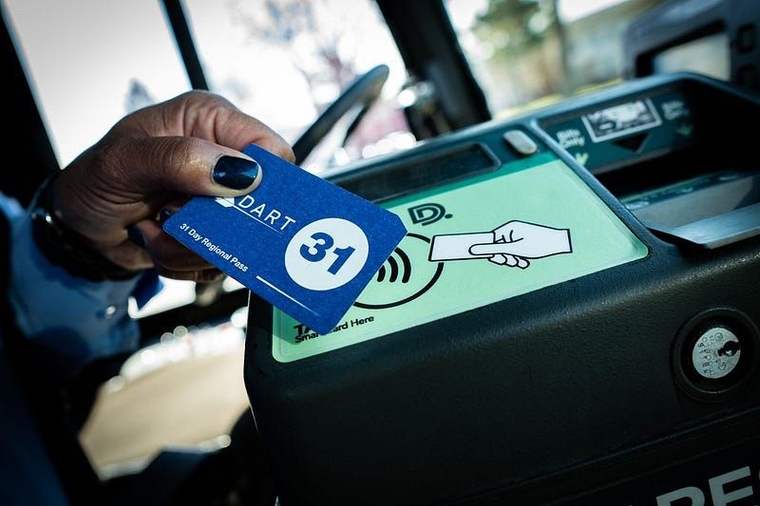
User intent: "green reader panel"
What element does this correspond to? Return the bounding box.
[272,152,648,362]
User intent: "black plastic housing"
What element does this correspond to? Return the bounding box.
[245,73,760,505]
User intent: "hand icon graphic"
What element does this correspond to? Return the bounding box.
[428,220,572,269]
[468,221,572,269]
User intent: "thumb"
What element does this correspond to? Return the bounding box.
[52,136,267,246]
[114,136,264,198]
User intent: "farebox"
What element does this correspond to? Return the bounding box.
[244,73,760,505]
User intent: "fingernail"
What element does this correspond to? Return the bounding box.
[127,225,147,249]
[213,156,260,190]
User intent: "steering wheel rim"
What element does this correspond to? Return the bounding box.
[292,64,390,166]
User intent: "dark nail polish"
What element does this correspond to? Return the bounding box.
[213,156,260,190]
[127,225,147,249]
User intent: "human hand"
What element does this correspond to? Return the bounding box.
[469,220,572,268]
[46,91,294,282]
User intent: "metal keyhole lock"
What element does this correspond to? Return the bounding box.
[690,327,741,379]
[672,308,760,402]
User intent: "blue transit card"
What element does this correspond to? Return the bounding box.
[163,144,407,335]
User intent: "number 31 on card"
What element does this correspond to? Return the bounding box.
[284,218,370,291]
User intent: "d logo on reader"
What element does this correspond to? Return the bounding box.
[408,202,452,226]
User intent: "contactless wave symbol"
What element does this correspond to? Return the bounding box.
[375,247,412,283]
[354,233,443,309]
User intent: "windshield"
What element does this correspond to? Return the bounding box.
[4,0,726,319]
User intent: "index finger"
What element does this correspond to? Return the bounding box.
[121,90,295,161]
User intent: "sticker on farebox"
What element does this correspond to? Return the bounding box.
[162,144,408,335]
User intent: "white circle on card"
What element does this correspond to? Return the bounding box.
[285,218,369,291]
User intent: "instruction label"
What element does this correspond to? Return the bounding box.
[271,152,648,362]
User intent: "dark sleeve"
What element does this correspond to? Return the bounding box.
[0,209,8,292]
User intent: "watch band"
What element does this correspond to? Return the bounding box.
[31,173,138,281]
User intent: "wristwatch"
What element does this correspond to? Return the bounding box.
[31,173,138,281]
